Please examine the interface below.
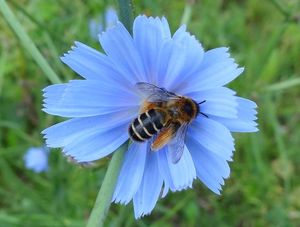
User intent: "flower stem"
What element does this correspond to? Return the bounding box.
[86,142,127,227]
[117,0,134,34]
[0,0,61,84]
[266,78,300,91]
[269,0,291,20]
[181,0,195,25]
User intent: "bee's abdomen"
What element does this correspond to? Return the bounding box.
[129,109,166,142]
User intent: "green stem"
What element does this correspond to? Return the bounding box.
[0,0,61,84]
[86,142,127,227]
[181,0,194,25]
[266,77,300,91]
[117,0,134,34]
[10,0,65,45]
[0,50,6,95]
[269,0,291,20]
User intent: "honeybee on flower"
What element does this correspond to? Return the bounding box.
[42,15,258,218]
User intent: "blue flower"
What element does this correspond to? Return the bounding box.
[89,7,118,40]
[24,147,49,173]
[42,15,258,218]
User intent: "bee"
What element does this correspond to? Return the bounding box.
[129,82,207,164]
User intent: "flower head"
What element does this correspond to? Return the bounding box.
[42,15,258,218]
[89,7,118,40]
[24,147,49,173]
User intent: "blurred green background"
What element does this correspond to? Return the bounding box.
[1,0,300,226]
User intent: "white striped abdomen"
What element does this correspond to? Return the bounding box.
[128,109,166,142]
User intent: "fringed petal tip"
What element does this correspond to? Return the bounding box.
[112,143,148,206]
[112,144,198,219]
[98,21,123,35]
[134,209,156,219]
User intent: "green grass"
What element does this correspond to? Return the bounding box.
[1,0,300,226]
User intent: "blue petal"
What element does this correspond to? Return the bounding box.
[42,110,133,148]
[161,17,172,38]
[156,41,186,90]
[113,143,147,204]
[167,146,196,190]
[133,150,163,218]
[168,25,204,91]
[61,123,128,162]
[180,47,244,93]
[202,47,230,64]
[157,147,173,197]
[186,87,238,119]
[99,22,147,83]
[88,19,103,40]
[211,97,258,132]
[61,42,132,87]
[43,80,139,117]
[235,97,257,120]
[105,7,118,28]
[158,146,196,193]
[133,16,171,84]
[188,117,234,161]
[186,138,230,194]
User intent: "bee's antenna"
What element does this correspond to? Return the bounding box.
[197,100,208,118]
[200,112,209,118]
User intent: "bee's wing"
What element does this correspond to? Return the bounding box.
[168,123,189,164]
[135,82,180,102]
